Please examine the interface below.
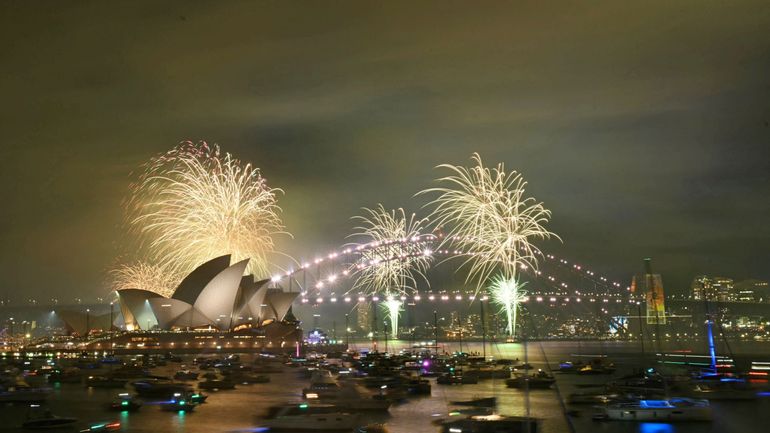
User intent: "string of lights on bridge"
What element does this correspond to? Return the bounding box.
[265,233,638,306]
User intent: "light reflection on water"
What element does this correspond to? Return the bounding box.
[0,341,768,433]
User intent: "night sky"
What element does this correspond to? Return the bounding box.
[1,1,769,301]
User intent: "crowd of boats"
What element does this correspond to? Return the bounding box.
[1,348,769,431]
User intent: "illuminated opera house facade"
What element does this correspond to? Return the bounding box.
[107,255,301,351]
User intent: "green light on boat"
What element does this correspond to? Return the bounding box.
[179,400,186,405]
[121,401,129,406]
[299,404,308,409]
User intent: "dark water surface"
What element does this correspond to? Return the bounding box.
[2,341,768,433]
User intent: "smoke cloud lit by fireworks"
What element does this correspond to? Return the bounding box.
[116,141,289,293]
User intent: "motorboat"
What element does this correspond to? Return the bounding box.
[567,391,630,405]
[450,397,497,408]
[438,414,539,433]
[593,398,713,422]
[303,381,342,399]
[132,379,191,397]
[437,373,478,385]
[0,383,52,403]
[505,370,555,389]
[173,370,199,381]
[405,377,431,395]
[161,399,197,412]
[21,406,78,430]
[86,376,129,388]
[109,393,142,411]
[688,381,757,400]
[259,403,362,431]
[198,379,236,390]
[188,392,208,404]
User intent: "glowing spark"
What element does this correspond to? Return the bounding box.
[110,262,180,297]
[489,275,527,337]
[382,298,402,337]
[421,153,558,291]
[348,205,431,335]
[126,141,290,278]
[348,205,431,298]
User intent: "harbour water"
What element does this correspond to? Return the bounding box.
[1,341,768,433]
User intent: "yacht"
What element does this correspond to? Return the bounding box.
[160,393,198,412]
[109,393,142,411]
[259,403,362,431]
[438,414,539,433]
[0,383,51,403]
[303,381,342,399]
[86,376,129,388]
[21,405,78,430]
[132,379,191,397]
[198,378,236,390]
[505,370,555,389]
[594,398,713,422]
[688,381,757,400]
[173,370,199,381]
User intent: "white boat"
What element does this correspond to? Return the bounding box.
[259,404,361,431]
[595,398,713,422]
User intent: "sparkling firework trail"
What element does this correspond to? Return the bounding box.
[421,152,558,292]
[126,141,289,279]
[489,275,527,337]
[348,204,431,334]
[109,262,180,298]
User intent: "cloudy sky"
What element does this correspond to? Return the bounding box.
[1,1,769,301]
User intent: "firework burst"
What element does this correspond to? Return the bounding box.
[110,262,180,297]
[126,141,289,279]
[489,275,527,337]
[421,153,558,292]
[348,204,432,335]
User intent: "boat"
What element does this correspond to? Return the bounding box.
[437,373,478,385]
[687,381,757,400]
[505,370,555,389]
[405,377,431,395]
[437,414,539,433]
[21,406,78,430]
[132,379,190,397]
[259,403,362,431]
[109,393,142,411]
[449,397,497,408]
[86,376,129,388]
[577,359,616,375]
[593,398,713,422]
[0,383,52,403]
[198,379,236,390]
[188,392,208,404]
[160,393,198,412]
[173,370,199,381]
[303,381,342,399]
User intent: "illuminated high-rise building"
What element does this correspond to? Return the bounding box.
[357,302,371,332]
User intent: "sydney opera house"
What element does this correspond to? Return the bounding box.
[116,255,298,332]
[52,255,303,352]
